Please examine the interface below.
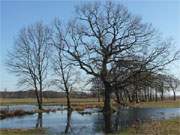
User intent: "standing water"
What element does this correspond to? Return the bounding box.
[0,105,180,135]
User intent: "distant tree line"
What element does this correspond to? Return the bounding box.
[90,73,180,104]
[0,90,92,98]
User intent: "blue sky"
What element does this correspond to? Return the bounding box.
[0,0,180,91]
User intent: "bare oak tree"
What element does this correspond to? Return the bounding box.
[7,22,52,110]
[54,2,179,132]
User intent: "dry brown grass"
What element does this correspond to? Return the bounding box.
[0,98,106,111]
[120,117,180,135]
[0,109,34,119]
[129,99,180,108]
[0,98,102,105]
[0,98,179,109]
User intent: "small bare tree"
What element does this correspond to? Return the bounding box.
[51,20,79,111]
[64,108,72,134]
[7,22,52,110]
[52,48,75,110]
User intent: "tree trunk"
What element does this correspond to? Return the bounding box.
[149,89,152,101]
[66,91,71,110]
[39,79,43,110]
[34,87,42,110]
[103,81,112,133]
[38,90,43,110]
[173,89,176,101]
[161,89,164,101]
[38,100,42,110]
[144,89,148,102]
[36,113,43,128]
[155,88,158,102]
[126,90,132,102]
[148,88,150,101]
[135,91,139,103]
[160,82,164,101]
[97,89,100,102]
[65,109,72,133]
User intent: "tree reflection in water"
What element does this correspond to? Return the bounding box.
[103,111,112,133]
[111,109,141,134]
[65,109,73,134]
[33,108,142,134]
[36,112,43,128]
[93,109,141,134]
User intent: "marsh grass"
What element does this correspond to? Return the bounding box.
[119,117,180,135]
[0,109,34,119]
[0,108,59,119]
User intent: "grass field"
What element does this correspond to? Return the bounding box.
[0,98,105,111]
[0,98,100,105]
[0,98,103,105]
[0,98,180,108]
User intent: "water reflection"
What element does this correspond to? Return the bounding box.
[95,108,180,134]
[112,109,136,133]
[0,107,180,135]
[64,110,72,134]
[103,111,112,133]
[36,113,43,128]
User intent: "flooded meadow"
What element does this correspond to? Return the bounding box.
[0,105,180,135]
